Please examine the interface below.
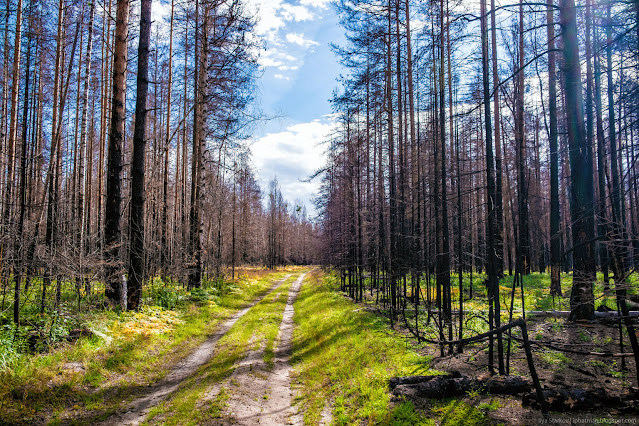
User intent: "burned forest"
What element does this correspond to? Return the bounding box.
[0,0,638,424]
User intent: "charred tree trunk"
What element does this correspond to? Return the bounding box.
[128,0,152,310]
[547,0,562,297]
[104,0,130,305]
[481,0,503,374]
[560,0,596,321]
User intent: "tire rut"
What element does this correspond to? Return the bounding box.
[219,273,306,425]
[99,274,293,426]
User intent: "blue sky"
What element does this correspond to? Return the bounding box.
[151,0,345,216]
[248,0,345,216]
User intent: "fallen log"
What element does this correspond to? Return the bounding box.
[522,388,639,413]
[408,318,548,414]
[389,371,462,390]
[391,374,532,398]
[527,310,639,318]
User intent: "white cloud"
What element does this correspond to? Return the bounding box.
[259,56,284,68]
[280,3,314,21]
[274,74,290,80]
[259,49,300,72]
[251,0,286,40]
[251,118,337,211]
[300,0,331,9]
[286,32,319,48]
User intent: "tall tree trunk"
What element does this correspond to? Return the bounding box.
[547,0,561,296]
[593,7,610,288]
[14,25,30,324]
[161,0,174,283]
[189,0,205,289]
[3,0,22,248]
[104,0,130,305]
[128,0,152,310]
[97,0,113,256]
[78,0,96,298]
[516,0,530,276]
[438,0,452,352]
[560,0,596,322]
[490,0,504,277]
[481,0,503,374]
[386,0,397,321]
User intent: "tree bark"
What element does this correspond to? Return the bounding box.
[481,0,503,374]
[128,0,152,310]
[547,0,561,296]
[560,0,596,322]
[104,0,130,304]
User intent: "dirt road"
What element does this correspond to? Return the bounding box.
[101,274,294,426]
[217,273,306,425]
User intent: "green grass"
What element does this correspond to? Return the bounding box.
[291,270,490,425]
[0,268,300,425]
[540,349,571,369]
[431,399,490,425]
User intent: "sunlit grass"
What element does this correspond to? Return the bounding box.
[0,269,294,424]
[292,270,494,425]
[360,270,638,348]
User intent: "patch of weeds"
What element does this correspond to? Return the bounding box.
[385,401,433,425]
[153,287,183,309]
[432,399,490,426]
[593,335,613,345]
[609,370,627,379]
[586,360,606,369]
[477,398,501,411]
[466,389,481,398]
[541,350,571,368]
[83,366,103,387]
[534,330,544,341]
[205,386,230,420]
[577,330,591,342]
[607,361,627,378]
[110,306,183,338]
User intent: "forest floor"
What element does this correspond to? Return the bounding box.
[1,268,639,425]
[355,276,639,424]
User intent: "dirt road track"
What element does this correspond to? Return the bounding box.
[219,273,306,425]
[100,274,293,426]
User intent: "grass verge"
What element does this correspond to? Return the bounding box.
[291,270,492,425]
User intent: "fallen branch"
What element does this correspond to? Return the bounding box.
[513,336,637,358]
[394,319,548,415]
[527,310,639,319]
